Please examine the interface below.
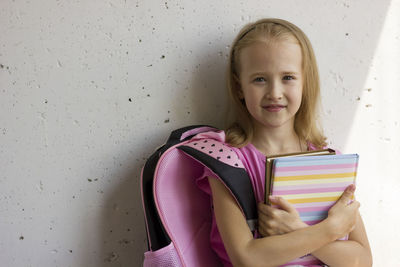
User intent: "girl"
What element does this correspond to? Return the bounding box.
[199,18,372,266]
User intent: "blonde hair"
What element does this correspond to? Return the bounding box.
[225,18,327,149]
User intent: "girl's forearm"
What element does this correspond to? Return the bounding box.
[311,240,372,267]
[242,220,337,267]
[311,211,372,267]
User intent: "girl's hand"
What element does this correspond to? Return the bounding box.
[326,184,360,239]
[258,196,308,237]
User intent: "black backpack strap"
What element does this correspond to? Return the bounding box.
[142,148,171,251]
[178,143,258,231]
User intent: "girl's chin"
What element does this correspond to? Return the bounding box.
[253,120,295,130]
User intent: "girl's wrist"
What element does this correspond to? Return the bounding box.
[320,218,341,242]
[295,221,308,231]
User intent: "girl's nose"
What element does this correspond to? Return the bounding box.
[267,82,283,100]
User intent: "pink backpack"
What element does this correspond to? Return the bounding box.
[141,126,257,266]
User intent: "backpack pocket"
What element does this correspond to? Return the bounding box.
[143,242,182,267]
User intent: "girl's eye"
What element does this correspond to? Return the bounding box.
[253,77,266,83]
[283,75,295,81]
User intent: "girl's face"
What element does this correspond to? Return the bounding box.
[237,39,303,131]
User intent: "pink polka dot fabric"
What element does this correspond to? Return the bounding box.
[184,138,244,168]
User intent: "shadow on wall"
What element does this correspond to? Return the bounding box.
[188,41,231,130]
[91,1,392,265]
[100,165,143,266]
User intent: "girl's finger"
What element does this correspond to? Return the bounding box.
[337,184,356,206]
[269,196,296,214]
[258,202,274,217]
[257,202,268,215]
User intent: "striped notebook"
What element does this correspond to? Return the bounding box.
[269,154,358,266]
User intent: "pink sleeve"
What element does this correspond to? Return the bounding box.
[196,167,216,195]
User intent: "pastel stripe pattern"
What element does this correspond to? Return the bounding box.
[271,154,359,267]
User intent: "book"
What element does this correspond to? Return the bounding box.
[267,153,358,224]
[264,149,336,204]
[265,153,359,266]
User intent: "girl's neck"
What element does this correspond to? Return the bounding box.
[251,123,305,156]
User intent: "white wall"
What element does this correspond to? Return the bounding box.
[1,0,398,266]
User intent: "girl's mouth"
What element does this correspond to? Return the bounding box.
[263,104,286,112]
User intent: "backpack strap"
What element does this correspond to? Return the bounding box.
[178,137,258,231]
[141,125,218,251]
[141,126,257,253]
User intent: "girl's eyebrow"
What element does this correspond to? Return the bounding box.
[249,71,267,76]
[244,71,267,78]
[248,71,300,76]
[281,71,300,75]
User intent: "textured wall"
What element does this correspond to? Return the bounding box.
[0,0,399,266]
